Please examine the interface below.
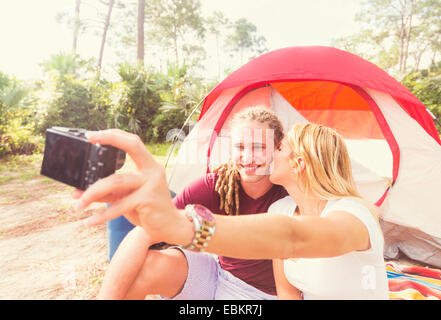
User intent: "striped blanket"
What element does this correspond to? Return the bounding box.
[387,262,441,300]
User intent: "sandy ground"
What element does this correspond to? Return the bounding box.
[0,176,108,300]
[0,154,173,300]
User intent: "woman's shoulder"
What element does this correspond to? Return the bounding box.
[327,197,380,219]
[325,197,383,240]
[268,196,297,216]
[327,197,385,254]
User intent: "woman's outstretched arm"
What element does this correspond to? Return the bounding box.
[76,129,370,260]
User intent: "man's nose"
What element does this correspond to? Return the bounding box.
[241,148,254,163]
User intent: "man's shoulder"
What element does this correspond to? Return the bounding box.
[173,172,220,210]
[205,172,219,189]
[184,172,218,192]
[264,184,289,203]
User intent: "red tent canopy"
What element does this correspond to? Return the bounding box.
[200,46,440,144]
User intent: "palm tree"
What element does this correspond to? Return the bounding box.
[97,0,116,74]
[40,53,93,78]
[137,0,145,64]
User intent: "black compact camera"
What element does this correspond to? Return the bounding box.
[40,127,126,190]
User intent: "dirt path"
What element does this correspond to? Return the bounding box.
[0,153,127,299]
[0,175,109,299]
[0,153,172,300]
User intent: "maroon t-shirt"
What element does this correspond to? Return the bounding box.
[173,173,288,295]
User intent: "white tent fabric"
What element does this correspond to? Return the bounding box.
[367,89,441,267]
[368,89,441,237]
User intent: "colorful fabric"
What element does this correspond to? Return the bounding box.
[387,262,441,300]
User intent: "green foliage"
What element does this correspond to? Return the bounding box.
[40,52,95,79]
[109,63,163,142]
[151,108,187,143]
[225,18,268,64]
[145,142,173,157]
[0,71,9,89]
[0,72,42,157]
[332,0,441,75]
[149,64,206,142]
[402,62,441,133]
[0,117,43,157]
[1,73,29,129]
[32,53,111,135]
[35,75,111,133]
[145,0,206,66]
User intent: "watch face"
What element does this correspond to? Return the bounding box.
[193,204,215,222]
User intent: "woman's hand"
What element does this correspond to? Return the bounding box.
[72,129,191,245]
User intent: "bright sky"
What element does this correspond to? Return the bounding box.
[0,0,361,81]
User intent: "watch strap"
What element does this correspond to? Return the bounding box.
[182,204,216,252]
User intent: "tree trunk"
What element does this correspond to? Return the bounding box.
[137,0,145,64]
[414,49,424,72]
[174,36,179,67]
[216,34,221,79]
[72,0,81,54]
[403,18,412,73]
[399,13,406,73]
[173,24,179,67]
[97,0,115,74]
[403,0,416,73]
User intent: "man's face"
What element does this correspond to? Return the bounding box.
[230,120,275,184]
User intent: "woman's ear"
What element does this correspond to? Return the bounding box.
[292,157,305,173]
[297,157,305,171]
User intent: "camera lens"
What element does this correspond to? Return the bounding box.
[115,150,126,170]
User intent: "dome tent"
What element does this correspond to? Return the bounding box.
[167,46,441,268]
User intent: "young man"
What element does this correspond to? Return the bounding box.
[96,107,287,299]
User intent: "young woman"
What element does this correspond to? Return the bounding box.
[75,122,389,300]
[85,107,287,300]
[268,124,388,299]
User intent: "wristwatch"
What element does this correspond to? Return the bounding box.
[182,204,216,252]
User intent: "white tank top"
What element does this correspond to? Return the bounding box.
[268,196,389,300]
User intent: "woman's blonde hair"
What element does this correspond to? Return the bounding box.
[214,106,285,215]
[286,123,362,200]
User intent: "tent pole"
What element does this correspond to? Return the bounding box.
[426,107,441,129]
[164,98,205,171]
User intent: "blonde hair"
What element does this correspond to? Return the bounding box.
[214,106,285,215]
[287,123,383,238]
[286,123,361,200]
